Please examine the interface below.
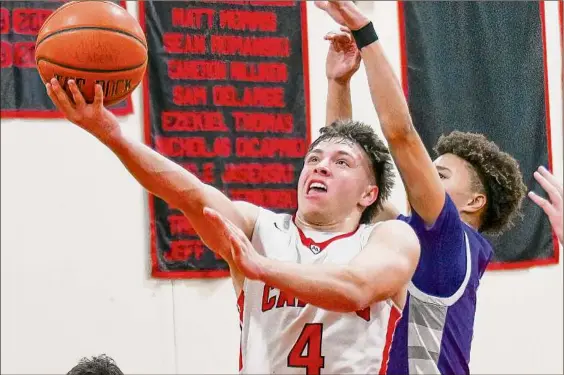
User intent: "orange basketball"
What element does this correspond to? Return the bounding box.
[35,1,147,106]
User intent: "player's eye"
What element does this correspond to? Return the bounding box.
[336,159,349,167]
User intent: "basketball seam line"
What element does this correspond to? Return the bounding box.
[36,26,147,49]
[36,0,130,42]
[36,57,147,73]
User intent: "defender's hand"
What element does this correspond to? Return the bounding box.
[315,0,370,31]
[46,78,120,143]
[529,166,563,244]
[203,207,265,280]
[325,27,361,83]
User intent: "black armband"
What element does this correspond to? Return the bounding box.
[351,21,378,50]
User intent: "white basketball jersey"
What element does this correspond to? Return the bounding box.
[237,208,402,375]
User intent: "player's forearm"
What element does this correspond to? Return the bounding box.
[258,257,367,312]
[360,41,414,141]
[326,79,353,126]
[361,38,447,224]
[100,129,255,262]
[102,130,208,213]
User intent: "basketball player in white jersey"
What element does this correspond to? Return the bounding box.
[45,63,420,373]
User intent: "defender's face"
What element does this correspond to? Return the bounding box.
[297,140,377,223]
[434,153,475,210]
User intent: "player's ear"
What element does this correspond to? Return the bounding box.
[359,185,378,208]
[461,193,486,214]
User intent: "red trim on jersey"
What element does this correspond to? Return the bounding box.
[237,291,245,372]
[293,217,360,252]
[379,305,402,375]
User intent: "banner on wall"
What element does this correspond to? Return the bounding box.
[0,1,133,118]
[140,1,311,278]
[398,1,558,269]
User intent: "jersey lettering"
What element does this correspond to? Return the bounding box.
[262,284,306,311]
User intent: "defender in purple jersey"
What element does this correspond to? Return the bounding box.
[317,1,527,374]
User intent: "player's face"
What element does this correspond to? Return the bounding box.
[297,139,378,224]
[434,153,479,211]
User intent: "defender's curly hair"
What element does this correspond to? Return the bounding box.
[67,354,124,375]
[434,131,527,234]
[309,120,395,224]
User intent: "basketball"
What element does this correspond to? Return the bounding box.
[35,1,147,106]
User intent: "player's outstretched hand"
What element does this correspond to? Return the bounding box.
[46,78,120,143]
[315,0,370,31]
[203,207,265,280]
[528,166,563,244]
[325,27,361,83]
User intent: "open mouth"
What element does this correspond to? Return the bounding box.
[307,181,327,194]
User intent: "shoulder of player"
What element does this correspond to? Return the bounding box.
[233,200,260,215]
[233,200,261,238]
[366,219,421,256]
[232,201,293,240]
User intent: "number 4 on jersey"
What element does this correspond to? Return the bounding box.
[287,323,325,375]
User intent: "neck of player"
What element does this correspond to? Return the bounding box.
[460,212,481,232]
[294,211,361,233]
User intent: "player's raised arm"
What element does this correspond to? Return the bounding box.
[324,30,360,126]
[205,208,420,312]
[46,79,257,290]
[323,28,401,222]
[317,1,445,226]
[261,220,420,311]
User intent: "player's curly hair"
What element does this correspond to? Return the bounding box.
[309,119,395,224]
[67,354,124,375]
[434,131,527,235]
